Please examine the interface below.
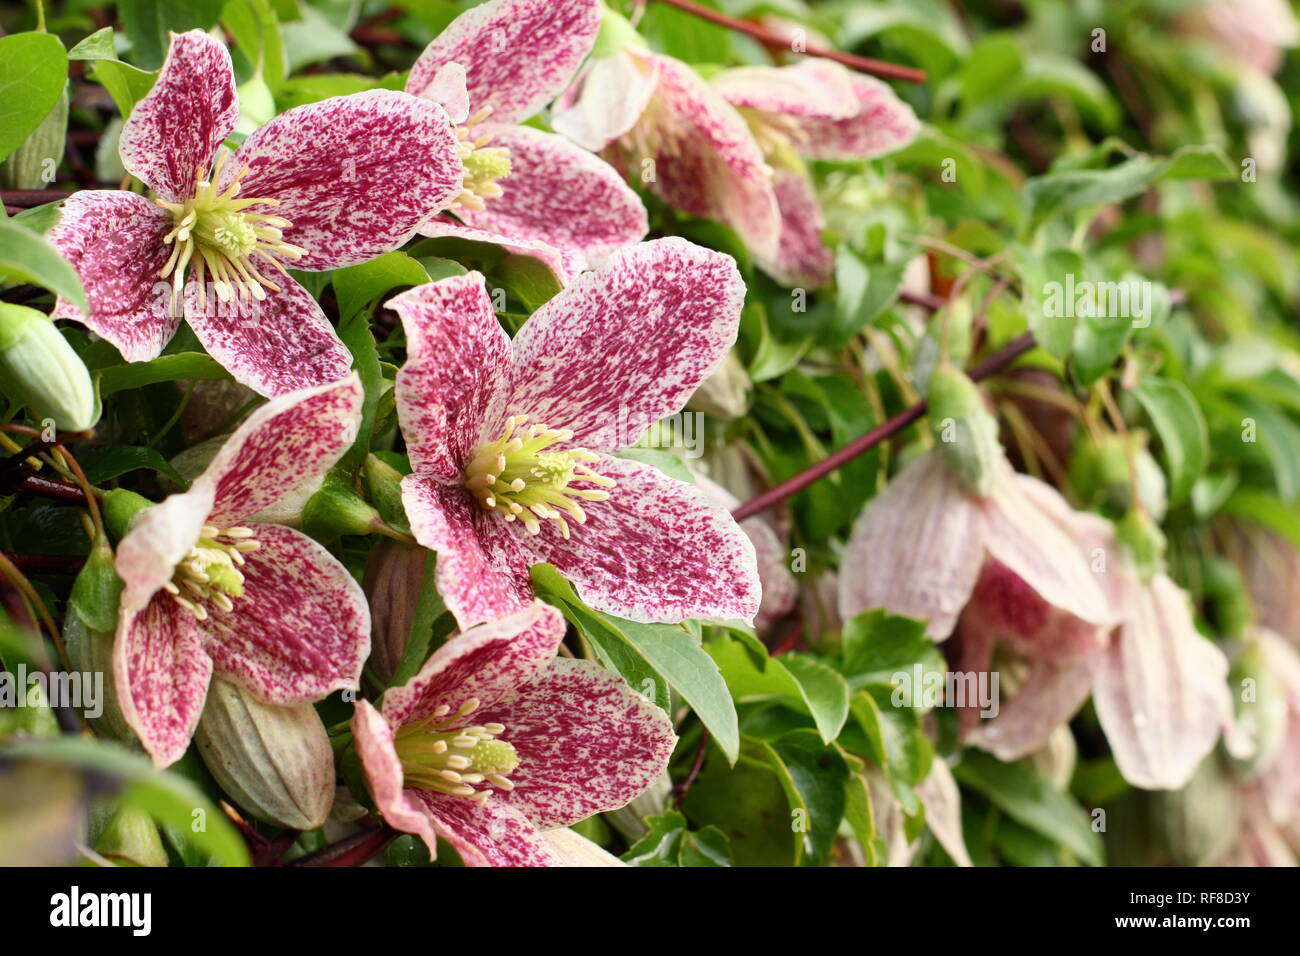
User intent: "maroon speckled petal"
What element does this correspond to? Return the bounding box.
[417,216,587,286]
[114,592,213,768]
[46,190,180,362]
[413,792,562,866]
[400,475,532,629]
[507,237,745,452]
[183,272,354,399]
[762,169,835,289]
[405,0,602,125]
[351,700,441,855]
[114,482,215,613]
[220,91,462,271]
[390,273,512,482]
[712,60,859,120]
[518,455,761,624]
[381,601,566,728]
[478,658,676,828]
[455,124,647,266]
[197,525,370,704]
[551,48,661,151]
[200,374,362,527]
[792,73,921,162]
[118,30,238,202]
[838,451,985,640]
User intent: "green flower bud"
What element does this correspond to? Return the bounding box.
[63,610,135,744]
[1150,758,1239,866]
[0,90,68,191]
[301,469,383,539]
[93,803,168,868]
[102,487,154,542]
[592,5,643,58]
[1116,507,1167,581]
[0,303,97,432]
[1228,635,1289,774]
[927,362,1004,498]
[363,453,410,535]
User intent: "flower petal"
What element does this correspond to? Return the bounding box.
[198,373,362,527]
[115,483,216,613]
[1089,573,1232,790]
[455,124,647,266]
[46,190,180,362]
[539,827,627,865]
[400,475,532,629]
[405,0,602,124]
[118,30,238,202]
[479,658,676,828]
[551,48,661,151]
[390,272,512,481]
[351,699,440,855]
[411,791,562,866]
[221,91,462,271]
[838,452,985,640]
[517,456,761,624]
[915,759,973,867]
[507,237,744,452]
[418,216,586,287]
[761,168,835,288]
[197,525,370,704]
[712,60,859,120]
[793,73,921,161]
[183,272,354,399]
[114,593,213,767]
[380,600,566,728]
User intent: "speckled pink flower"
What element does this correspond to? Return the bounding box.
[351,601,674,866]
[710,60,920,287]
[49,30,463,397]
[389,236,761,628]
[405,0,647,283]
[113,374,370,767]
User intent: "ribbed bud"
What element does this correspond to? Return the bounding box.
[93,803,168,867]
[362,540,430,685]
[1150,758,1239,866]
[301,470,383,539]
[926,362,1003,498]
[0,304,97,432]
[0,90,68,190]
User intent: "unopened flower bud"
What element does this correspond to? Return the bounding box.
[603,770,671,843]
[362,540,430,684]
[101,487,153,542]
[301,469,384,539]
[63,609,134,744]
[363,453,410,535]
[0,303,97,432]
[927,362,1003,497]
[0,90,68,190]
[1228,631,1289,773]
[93,803,168,867]
[1150,758,1239,866]
[688,350,751,419]
[1116,507,1167,581]
[194,678,335,830]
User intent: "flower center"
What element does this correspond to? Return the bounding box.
[464,414,615,539]
[162,524,260,620]
[155,148,306,311]
[738,108,804,172]
[452,106,512,212]
[393,697,518,805]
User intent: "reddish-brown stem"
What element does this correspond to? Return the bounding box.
[0,189,76,207]
[290,826,397,867]
[647,0,927,83]
[732,332,1037,520]
[4,469,90,504]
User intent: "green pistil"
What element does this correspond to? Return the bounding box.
[452,107,512,211]
[464,415,616,539]
[164,524,261,621]
[393,698,519,804]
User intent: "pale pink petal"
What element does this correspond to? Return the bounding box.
[478,659,675,828]
[517,456,761,624]
[199,374,363,527]
[405,0,602,125]
[183,272,354,399]
[351,699,440,855]
[1255,630,1300,822]
[551,48,661,151]
[915,759,973,867]
[422,62,470,125]
[838,452,985,640]
[390,273,512,481]
[961,559,1108,661]
[197,525,370,704]
[712,60,859,120]
[380,601,566,728]
[417,216,586,286]
[507,237,744,452]
[539,827,626,865]
[46,190,180,362]
[400,475,531,629]
[1090,573,1231,790]
[455,124,647,266]
[115,483,216,613]
[220,91,462,271]
[761,169,834,288]
[114,593,213,768]
[963,648,1094,761]
[118,30,238,202]
[794,73,921,161]
[412,791,562,866]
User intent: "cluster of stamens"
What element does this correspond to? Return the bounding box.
[464,415,616,539]
[156,149,306,311]
[452,106,512,212]
[393,697,517,805]
[738,108,803,173]
[163,524,260,620]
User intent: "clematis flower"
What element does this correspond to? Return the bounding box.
[709,59,920,287]
[389,236,761,628]
[552,42,782,261]
[49,30,463,397]
[113,374,370,767]
[351,600,675,866]
[404,0,648,282]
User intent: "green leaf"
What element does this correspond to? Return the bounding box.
[620,810,734,867]
[961,33,1023,106]
[222,0,286,91]
[953,750,1103,866]
[1014,247,1084,359]
[67,28,118,62]
[331,251,430,322]
[833,251,906,344]
[78,445,187,486]
[97,352,231,395]
[89,59,158,119]
[493,254,564,312]
[1130,378,1209,506]
[118,0,225,71]
[839,609,945,689]
[757,730,848,866]
[0,33,68,164]
[0,217,88,313]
